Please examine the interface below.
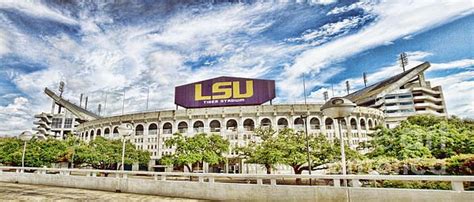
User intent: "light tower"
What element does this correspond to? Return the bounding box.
[399,52,408,72]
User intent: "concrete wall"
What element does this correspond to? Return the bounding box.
[1,173,473,201]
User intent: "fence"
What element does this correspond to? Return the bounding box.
[0,166,473,201]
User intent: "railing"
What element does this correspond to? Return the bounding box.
[0,166,472,191]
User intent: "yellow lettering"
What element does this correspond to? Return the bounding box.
[195,84,211,101]
[233,80,253,98]
[212,82,232,99]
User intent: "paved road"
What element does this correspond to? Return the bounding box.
[0,182,203,201]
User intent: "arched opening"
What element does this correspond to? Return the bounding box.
[90,130,95,140]
[310,118,321,130]
[325,118,334,130]
[368,119,373,129]
[350,118,357,130]
[163,122,172,134]
[149,123,158,135]
[226,119,237,131]
[277,118,289,129]
[243,119,255,131]
[178,121,188,133]
[360,119,367,130]
[193,121,204,133]
[340,119,347,129]
[135,124,144,136]
[96,129,101,137]
[104,128,110,136]
[294,117,304,131]
[374,120,378,127]
[85,131,89,140]
[113,127,119,136]
[260,118,272,129]
[210,120,221,132]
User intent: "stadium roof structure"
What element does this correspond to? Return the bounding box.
[344,62,430,106]
[44,88,100,121]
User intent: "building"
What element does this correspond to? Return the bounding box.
[32,61,447,172]
[75,103,383,172]
[33,112,78,139]
[32,88,99,139]
[345,62,448,128]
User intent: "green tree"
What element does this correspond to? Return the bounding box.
[74,136,150,170]
[161,133,229,172]
[0,137,23,166]
[0,137,68,167]
[238,128,361,177]
[369,115,474,160]
[238,128,283,174]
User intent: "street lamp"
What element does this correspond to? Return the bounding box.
[300,114,312,184]
[117,123,134,171]
[321,97,356,186]
[19,131,33,169]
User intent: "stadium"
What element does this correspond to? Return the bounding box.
[33,62,446,172]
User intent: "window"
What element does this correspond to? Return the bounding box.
[260,118,272,129]
[400,102,413,105]
[350,118,357,130]
[193,121,204,133]
[386,103,397,106]
[210,120,221,132]
[243,119,255,131]
[178,122,188,133]
[226,119,238,131]
[386,110,398,113]
[385,96,396,99]
[52,118,63,128]
[163,123,172,134]
[325,118,334,129]
[135,124,144,136]
[293,118,304,131]
[64,118,73,128]
[399,94,412,98]
[310,118,320,130]
[400,109,414,112]
[277,118,289,129]
[149,124,158,135]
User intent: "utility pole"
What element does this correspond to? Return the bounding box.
[345,81,350,95]
[58,81,64,113]
[79,93,83,107]
[363,72,368,87]
[399,52,408,72]
[84,96,88,110]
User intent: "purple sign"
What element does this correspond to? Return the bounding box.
[175,76,275,108]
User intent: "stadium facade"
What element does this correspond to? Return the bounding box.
[32,61,447,172]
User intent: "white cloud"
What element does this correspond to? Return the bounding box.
[429,59,474,71]
[0,0,77,25]
[287,15,372,45]
[0,97,34,136]
[430,71,474,118]
[1,1,473,136]
[280,0,474,98]
[0,29,9,55]
[327,0,374,15]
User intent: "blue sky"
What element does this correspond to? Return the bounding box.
[0,0,473,135]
